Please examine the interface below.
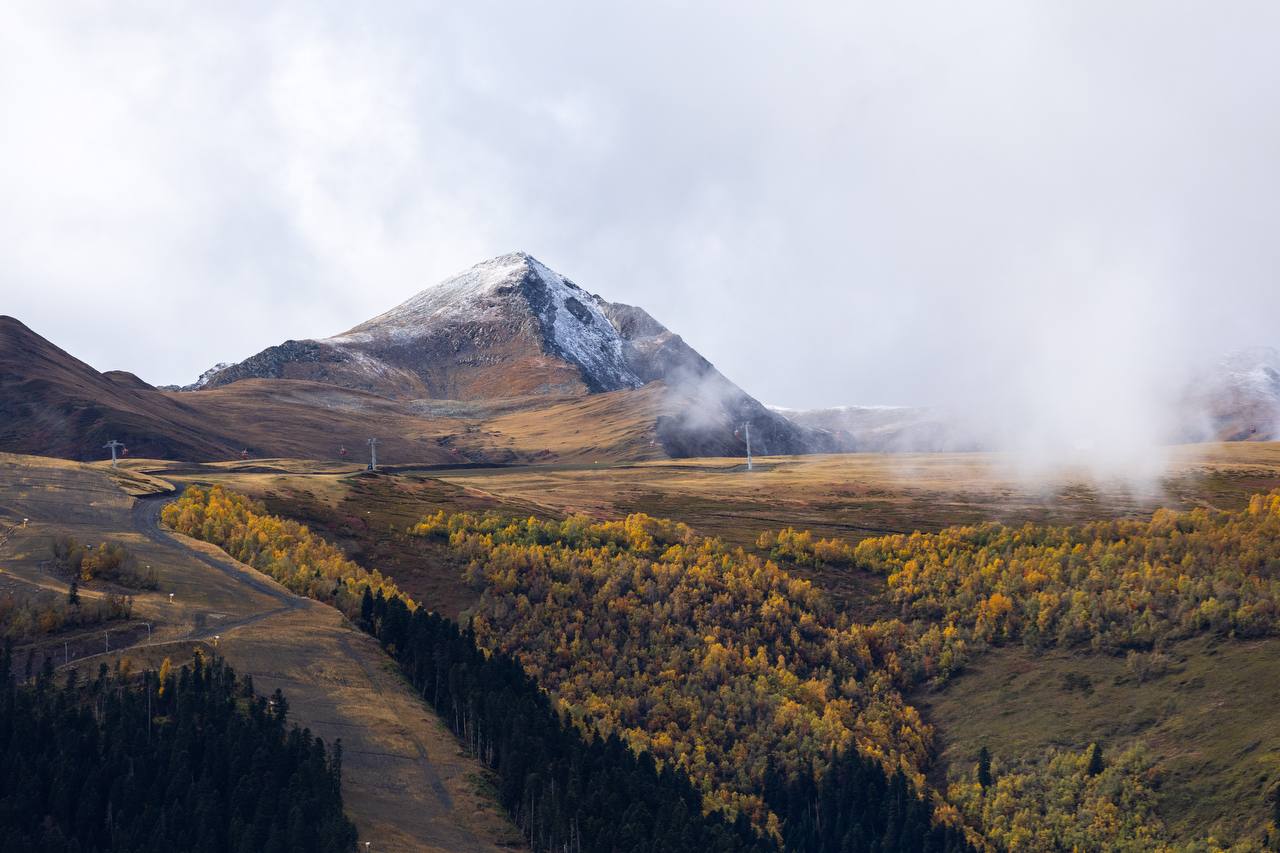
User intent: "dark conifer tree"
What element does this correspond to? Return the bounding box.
[359,585,375,629]
[977,746,992,790]
[1087,743,1105,777]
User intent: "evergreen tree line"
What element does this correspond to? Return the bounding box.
[363,587,973,852]
[763,749,973,853]
[362,586,769,852]
[0,646,356,853]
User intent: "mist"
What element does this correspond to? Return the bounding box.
[3,2,1279,478]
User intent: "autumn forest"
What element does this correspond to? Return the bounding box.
[127,482,1280,851]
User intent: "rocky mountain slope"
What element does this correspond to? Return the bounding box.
[190,253,702,399]
[13,250,1270,464]
[187,252,821,457]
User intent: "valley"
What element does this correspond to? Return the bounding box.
[7,4,1280,848]
[22,441,1265,849]
[6,255,1280,851]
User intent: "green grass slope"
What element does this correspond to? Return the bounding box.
[914,636,1280,846]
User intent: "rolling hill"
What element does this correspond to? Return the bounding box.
[0,315,238,461]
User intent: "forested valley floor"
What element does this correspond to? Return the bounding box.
[161,481,1280,851]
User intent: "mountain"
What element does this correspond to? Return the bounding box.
[2,254,823,462]
[190,253,701,399]
[0,312,662,464]
[778,346,1280,453]
[773,405,985,453]
[1185,347,1280,441]
[189,252,821,457]
[0,316,238,460]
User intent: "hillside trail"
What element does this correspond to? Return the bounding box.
[0,457,518,853]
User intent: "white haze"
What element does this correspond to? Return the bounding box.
[2,3,1279,481]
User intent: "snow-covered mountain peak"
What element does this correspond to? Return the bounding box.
[331,252,541,342]
[329,252,643,392]
[170,251,824,454]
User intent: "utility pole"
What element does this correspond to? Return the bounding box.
[742,422,753,471]
[367,437,379,471]
[104,439,124,467]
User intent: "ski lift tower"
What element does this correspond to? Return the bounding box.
[104,440,124,468]
[367,437,379,472]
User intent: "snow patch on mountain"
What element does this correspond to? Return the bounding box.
[1218,347,1280,395]
[525,255,643,392]
[330,253,530,342]
[331,251,643,393]
[189,362,233,390]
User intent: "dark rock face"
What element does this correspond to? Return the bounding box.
[186,339,432,398]
[193,340,347,385]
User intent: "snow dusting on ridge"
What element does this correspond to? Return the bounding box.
[524,255,642,391]
[330,251,643,392]
[330,252,534,343]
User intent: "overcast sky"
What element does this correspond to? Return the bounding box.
[3,2,1278,428]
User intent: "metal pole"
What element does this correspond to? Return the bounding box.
[745,422,753,471]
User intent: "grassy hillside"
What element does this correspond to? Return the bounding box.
[915,636,1280,846]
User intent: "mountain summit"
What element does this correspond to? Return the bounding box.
[187,252,825,456]
[191,252,712,401]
